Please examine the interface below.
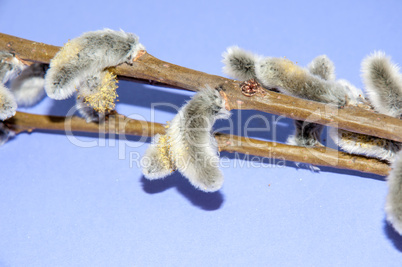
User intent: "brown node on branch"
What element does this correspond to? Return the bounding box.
[240,79,262,97]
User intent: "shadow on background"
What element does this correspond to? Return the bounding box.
[117,81,192,112]
[45,81,192,117]
[384,219,402,252]
[47,96,77,116]
[141,173,224,211]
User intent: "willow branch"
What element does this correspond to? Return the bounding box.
[1,32,401,143]
[5,112,390,176]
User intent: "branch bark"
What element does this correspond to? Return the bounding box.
[0,32,401,142]
[5,112,390,176]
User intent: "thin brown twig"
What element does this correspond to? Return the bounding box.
[5,112,391,176]
[0,32,401,142]
[0,33,402,142]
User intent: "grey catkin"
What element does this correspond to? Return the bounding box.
[222,46,357,106]
[142,87,230,192]
[386,150,402,235]
[331,52,402,163]
[0,51,25,83]
[45,29,145,100]
[286,55,336,147]
[11,63,47,106]
[0,83,17,120]
[0,51,25,120]
[362,51,402,118]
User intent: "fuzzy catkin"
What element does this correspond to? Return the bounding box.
[142,133,176,179]
[330,128,401,162]
[286,55,336,147]
[11,63,47,106]
[222,46,353,106]
[255,57,350,106]
[331,52,402,162]
[0,83,17,120]
[287,119,324,147]
[0,51,24,120]
[222,46,260,81]
[78,70,118,113]
[75,69,117,122]
[363,54,402,234]
[45,29,145,100]
[386,150,402,235]
[362,51,402,118]
[0,51,25,83]
[143,87,230,192]
[307,55,336,81]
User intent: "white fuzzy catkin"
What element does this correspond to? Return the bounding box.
[222,46,354,106]
[330,128,401,162]
[386,150,402,235]
[307,54,336,81]
[337,79,365,106]
[142,87,231,192]
[223,47,400,161]
[362,51,402,118]
[0,51,27,120]
[287,118,325,147]
[0,51,26,83]
[10,63,47,106]
[45,29,145,100]
[0,83,17,120]
[330,52,402,162]
[255,57,351,105]
[287,55,335,147]
[222,46,260,81]
[330,79,400,161]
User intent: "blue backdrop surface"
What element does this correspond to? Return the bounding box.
[0,0,402,266]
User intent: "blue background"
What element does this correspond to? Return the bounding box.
[1,0,402,266]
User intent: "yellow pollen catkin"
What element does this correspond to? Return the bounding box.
[84,71,118,113]
[341,131,387,149]
[157,134,175,171]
